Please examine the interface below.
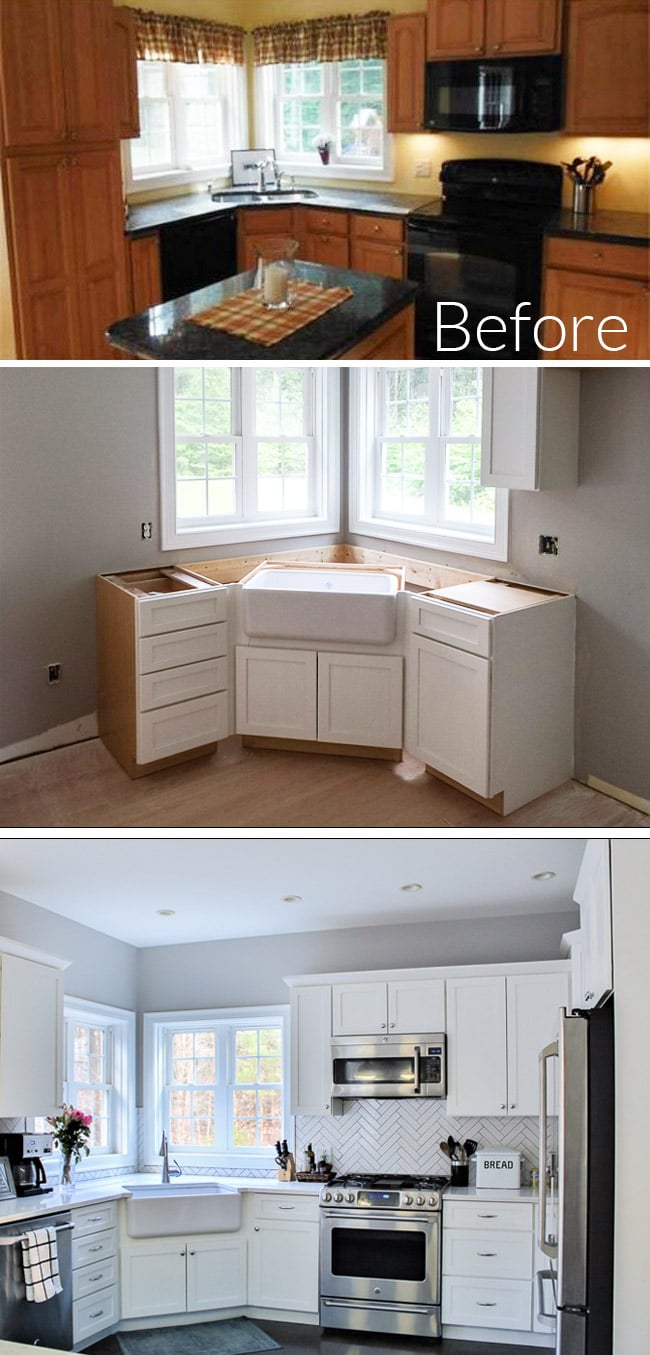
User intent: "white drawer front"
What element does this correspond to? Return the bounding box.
[256,1193,319,1222]
[139,657,228,712]
[444,1201,533,1232]
[73,1253,118,1300]
[443,1229,532,1280]
[139,621,227,673]
[442,1275,532,1331]
[410,596,492,657]
[73,1284,119,1343]
[138,588,226,637]
[71,1201,118,1240]
[72,1227,117,1270]
[137,690,228,764]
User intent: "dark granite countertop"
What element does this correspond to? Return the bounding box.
[545,209,649,246]
[125,188,437,236]
[106,261,417,359]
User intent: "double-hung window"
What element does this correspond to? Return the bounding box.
[62,998,135,1170]
[126,59,247,191]
[159,367,340,550]
[256,59,388,178]
[350,367,509,561]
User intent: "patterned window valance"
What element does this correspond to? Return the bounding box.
[252,10,389,67]
[135,8,245,65]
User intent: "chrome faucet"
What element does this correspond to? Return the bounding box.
[159,1130,182,1183]
[246,158,275,193]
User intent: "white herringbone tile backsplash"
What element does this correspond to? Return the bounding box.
[296,1100,541,1181]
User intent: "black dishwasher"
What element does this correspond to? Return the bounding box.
[159,210,238,301]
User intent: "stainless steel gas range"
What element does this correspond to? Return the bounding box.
[319,1173,449,1340]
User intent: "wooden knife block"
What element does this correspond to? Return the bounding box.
[277,1153,296,1181]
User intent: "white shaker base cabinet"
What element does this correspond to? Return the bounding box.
[120,1236,247,1319]
[247,1193,320,1315]
[407,634,491,796]
[236,647,317,740]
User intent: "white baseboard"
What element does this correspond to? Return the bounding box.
[586,775,650,817]
[0,713,98,765]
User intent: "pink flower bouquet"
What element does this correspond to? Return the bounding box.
[47,1103,93,1165]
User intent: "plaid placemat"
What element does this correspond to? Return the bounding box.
[188,280,354,346]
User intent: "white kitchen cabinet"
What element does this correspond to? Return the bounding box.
[0,948,65,1116]
[481,368,580,490]
[290,984,335,1115]
[446,969,569,1117]
[248,1196,319,1314]
[235,646,317,740]
[443,1198,535,1335]
[332,977,445,1035]
[72,1201,119,1346]
[560,928,585,1012]
[407,634,491,797]
[186,1235,248,1311]
[120,1233,246,1319]
[573,840,613,1008]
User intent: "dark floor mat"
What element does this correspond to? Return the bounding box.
[117,1318,280,1355]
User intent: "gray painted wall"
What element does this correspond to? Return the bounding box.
[0,889,138,1010]
[1,366,647,797]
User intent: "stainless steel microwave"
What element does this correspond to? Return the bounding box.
[425,55,563,133]
[331,1035,446,1100]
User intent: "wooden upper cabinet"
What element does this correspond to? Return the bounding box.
[564,0,649,135]
[387,14,426,132]
[58,0,117,144]
[0,0,67,147]
[427,0,563,57]
[114,6,140,140]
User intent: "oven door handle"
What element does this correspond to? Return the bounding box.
[321,1210,437,1224]
[322,1298,432,1316]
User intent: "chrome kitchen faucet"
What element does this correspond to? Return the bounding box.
[159,1129,182,1183]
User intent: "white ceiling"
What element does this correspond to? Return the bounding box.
[0,839,586,949]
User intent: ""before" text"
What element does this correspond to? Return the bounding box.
[436,301,628,353]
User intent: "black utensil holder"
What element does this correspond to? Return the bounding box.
[451,1162,469,1186]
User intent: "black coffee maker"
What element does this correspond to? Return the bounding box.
[0,1132,54,1195]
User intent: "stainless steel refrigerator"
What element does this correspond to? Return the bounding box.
[539,998,614,1355]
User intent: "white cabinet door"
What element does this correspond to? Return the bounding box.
[120,1241,187,1318]
[481,368,579,491]
[235,646,317,740]
[407,634,491,796]
[249,1220,319,1313]
[446,976,508,1116]
[388,978,446,1033]
[574,840,613,1008]
[505,972,570,1116]
[317,651,403,748]
[0,954,63,1116]
[332,981,388,1035]
[290,985,333,1114]
[187,1236,247,1311]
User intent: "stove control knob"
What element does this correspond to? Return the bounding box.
[346,1193,355,1203]
[428,1195,437,1206]
[322,1192,332,1202]
[416,1195,426,1206]
[333,1192,343,1202]
[404,1195,414,1205]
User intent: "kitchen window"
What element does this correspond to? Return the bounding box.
[125,59,247,192]
[349,367,509,561]
[159,367,340,550]
[61,999,135,1170]
[255,59,390,179]
[144,1008,289,1169]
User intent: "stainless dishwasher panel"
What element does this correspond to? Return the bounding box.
[0,1211,74,1347]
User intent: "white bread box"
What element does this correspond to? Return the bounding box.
[475,1148,521,1188]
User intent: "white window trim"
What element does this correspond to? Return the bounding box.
[124,62,248,195]
[143,1006,291,1172]
[159,367,341,551]
[348,368,510,563]
[63,997,136,1175]
[255,64,394,184]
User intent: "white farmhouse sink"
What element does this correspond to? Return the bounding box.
[241,568,399,644]
[125,1182,242,1237]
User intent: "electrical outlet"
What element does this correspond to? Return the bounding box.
[538,535,559,556]
[415,161,432,177]
[141,521,152,541]
[47,663,61,684]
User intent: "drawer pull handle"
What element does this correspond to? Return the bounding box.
[88,1245,103,1253]
[477,1213,497,1218]
[278,1205,295,1211]
[477,1251,497,1257]
[89,1310,104,1320]
[86,1215,105,1222]
[88,1273,105,1282]
[477,1301,497,1307]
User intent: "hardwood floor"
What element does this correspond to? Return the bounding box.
[0,736,647,829]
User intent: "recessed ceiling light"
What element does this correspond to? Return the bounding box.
[400,882,423,893]
[156,908,176,917]
[282,895,302,904]
[531,872,556,882]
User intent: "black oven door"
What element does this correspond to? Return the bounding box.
[407,218,543,359]
[320,1211,440,1306]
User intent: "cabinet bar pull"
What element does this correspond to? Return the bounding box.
[477,1300,497,1307]
[477,1251,497,1257]
[477,1213,497,1218]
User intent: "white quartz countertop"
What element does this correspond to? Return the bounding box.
[445,1185,539,1202]
[0,1344,68,1355]
[0,1173,322,1225]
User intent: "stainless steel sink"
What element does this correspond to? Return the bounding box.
[211,189,319,204]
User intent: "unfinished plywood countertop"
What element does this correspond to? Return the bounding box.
[427,579,570,615]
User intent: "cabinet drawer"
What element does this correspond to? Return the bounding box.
[442,1274,531,1331]
[306,208,349,236]
[73,1252,118,1300]
[409,595,492,656]
[351,212,404,244]
[255,1193,320,1222]
[443,1229,532,1280]
[73,1227,117,1269]
[139,621,227,674]
[239,207,295,234]
[137,588,226,637]
[545,236,648,281]
[444,1201,533,1231]
[73,1284,119,1343]
[72,1201,118,1241]
[139,656,228,712]
[138,689,228,763]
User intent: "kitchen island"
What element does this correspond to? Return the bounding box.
[106,261,416,360]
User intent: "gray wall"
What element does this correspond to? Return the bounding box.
[0,889,138,1010]
[1,367,648,798]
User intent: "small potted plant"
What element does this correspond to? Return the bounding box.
[48,1104,93,1190]
[316,136,332,166]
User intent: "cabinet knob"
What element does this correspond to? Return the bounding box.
[500,1104,506,1110]
[510,1104,516,1109]
[474,46,483,52]
[492,44,502,51]
[389,1021,396,1028]
[374,225,380,232]
[254,1226,260,1232]
[69,129,78,141]
[189,1250,195,1255]
[379,1021,386,1029]
[593,251,603,260]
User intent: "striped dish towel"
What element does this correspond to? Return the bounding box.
[20,1227,63,1302]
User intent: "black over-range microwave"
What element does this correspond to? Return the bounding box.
[425,55,563,133]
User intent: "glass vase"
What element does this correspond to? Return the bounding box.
[61,1154,75,1191]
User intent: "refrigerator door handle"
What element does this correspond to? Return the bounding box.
[539,1037,558,1260]
[536,1268,557,1327]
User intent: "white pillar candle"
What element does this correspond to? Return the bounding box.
[263,262,288,306]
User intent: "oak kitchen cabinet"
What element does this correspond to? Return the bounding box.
[332,978,446,1036]
[350,212,405,280]
[481,367,580,490]
[301,206,350,270]
[426,0,562,59]
[113,6,139,141]
[120,1234,247,1319]
[237,206,297,272]
[542,237,650,360]
[573,839,613,1008]
[0,941,67,1116]
[446,969,570,1117]
[563,0,649,135]
[128,233,163,313]
[387,13,426,132]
